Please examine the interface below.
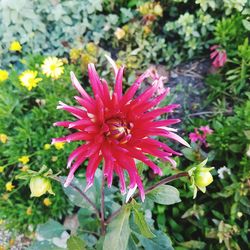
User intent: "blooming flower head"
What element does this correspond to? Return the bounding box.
[18,155,30,164]
[41,57,64,79]
[9,41,22,52]
[0,133,8,143]
[19,70,42,91]
[6,181,15,192]
[53,56,189,201]
[210,45,227,68]
[0,70,9,82]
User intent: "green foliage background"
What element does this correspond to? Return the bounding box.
[0,0,249,249]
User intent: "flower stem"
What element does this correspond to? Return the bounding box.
[51,176,100,219]
[100,172,106,235]
[105,172,189,224]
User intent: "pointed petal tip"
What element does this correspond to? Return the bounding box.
[84,181,93,192]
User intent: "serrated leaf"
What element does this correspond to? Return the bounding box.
[103,205,131,250]
[147,185,181,205]
[133,208,155,239]
[242,19,250,31]
[67,236,86,250]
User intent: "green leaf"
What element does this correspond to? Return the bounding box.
[60,176,98,211]
[133,208,155,238]
[36,219,65,239]
[103,205,131,250]
[136,230,173,250]
[179,240,206,249]
[67,236,86,250]
[147,185,181,205]
[242,20,250,31]
[27,240,64,250]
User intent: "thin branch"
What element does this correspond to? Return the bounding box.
[187,110,232,117]
[105,172,189,224]
[100,171,106,235]
[51,176,100,219]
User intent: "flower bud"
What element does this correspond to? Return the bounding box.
[29,176,54,197]
[194,167,213,188]
[188,159,214,198]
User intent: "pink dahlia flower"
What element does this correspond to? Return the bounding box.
[210,45,227,68]
[53,56,189,201]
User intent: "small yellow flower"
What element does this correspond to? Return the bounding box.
[29,176,55,197]
[0,134,8,143]
[19,70,42,91]
[0,70,9,82]
[41,57,64,79]
[20,165,29,172]
[114,28,126,40]
[9,41,22,52]
[6,181,15,192]
[43,197,52,206]
[86,43,98,56]
[51,156,58,162]
[26,207,32,215]
[18,155,30,164]
[54,142,65,150]
[0,166,5,173]
[44,144,51,150]
[2,193,9,200]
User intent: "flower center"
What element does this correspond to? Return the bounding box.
[50,64,56,71]
[105,118,133,144]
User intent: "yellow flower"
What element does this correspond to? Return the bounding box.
[51,156,58,162]
[18,155,30,164]
[19,70,42,91]
[0,70,9,82]
[20,165,29,172]
[43,197,52,206]
[41,57,64,79]
[44,144,51,150]
[26,207,32,215]
[86,43,98,56]
[0,134,8,143]
[2,193,9,200]
[114,28,126,40]
[6,181,15,192]
[9,41,22,52]
[54,142,65,150]
[0,166,5,173]
[29,176,55,197]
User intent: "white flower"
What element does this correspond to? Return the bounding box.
[217,166,231,179]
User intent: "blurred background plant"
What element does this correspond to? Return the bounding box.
[0,0,249,249]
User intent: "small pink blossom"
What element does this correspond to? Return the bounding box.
[210,45,227,68]
[189,126,213,147]
[199,125,213,136]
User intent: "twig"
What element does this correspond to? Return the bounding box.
[100,171,106,235]
[51,176,100,219]
[188,110,232,117]
[105,172,189,224]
